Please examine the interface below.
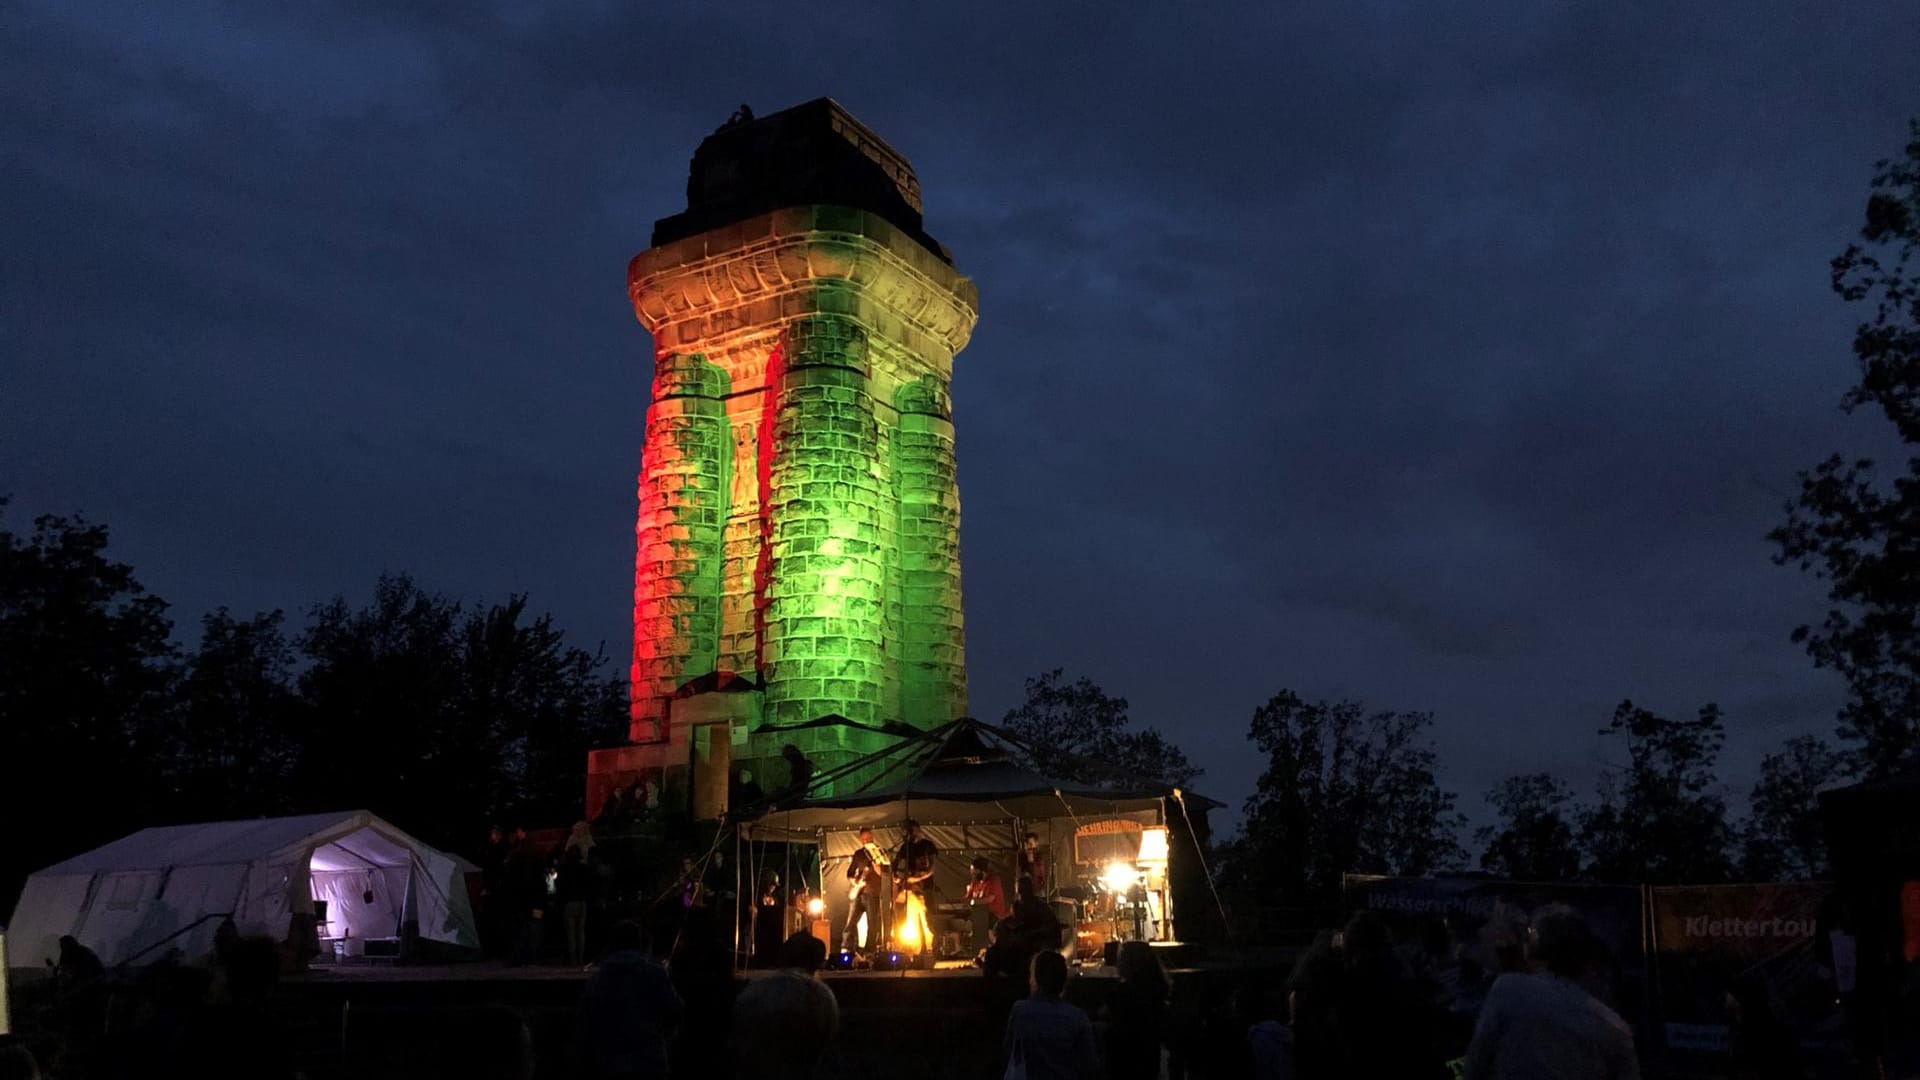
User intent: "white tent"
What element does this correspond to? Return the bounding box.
[4,810,479,970]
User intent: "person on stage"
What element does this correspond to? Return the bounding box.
[1019,832,1049,896]
[894,820,939,965]
[842,827,888,954]
[966,856,1010,957]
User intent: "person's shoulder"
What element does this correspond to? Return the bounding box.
[1482,971,1545,1008]
[1579,991,1633,1039]
[1485,971,1533,996]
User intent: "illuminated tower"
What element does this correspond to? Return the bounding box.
[589,100,978,816]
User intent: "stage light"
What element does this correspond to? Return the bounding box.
[832,950,854,971]
[888,952,901,967]
[806,897,825,918]
[1102,860,1140,893]
[1137,826,1170,866]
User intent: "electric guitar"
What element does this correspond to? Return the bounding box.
[893,853,933,904]
[848,842,890,902]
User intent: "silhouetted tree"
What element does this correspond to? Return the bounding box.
[163,608,301,820]
[1580,700,1734,884]
[1476,772,1582,881]
[462,594,627,827]
[0,503,176,914]
[1739,734,1845,881]
[289,575,626,850]
[290,574,468,841]
[1227,690,1464,904]
[1772,119,1920,776]
[1001,668,1199,788]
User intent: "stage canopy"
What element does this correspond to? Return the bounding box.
[5,810,478,970]
[734,718,1216,958]
[741,717,1191,837]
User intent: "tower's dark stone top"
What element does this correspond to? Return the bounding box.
[650,98,952,263]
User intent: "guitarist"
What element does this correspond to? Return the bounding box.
[842,827,889,953]
[893,819,939,964]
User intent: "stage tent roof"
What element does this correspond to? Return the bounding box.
[5,810,478,970]
[741,717,1205,835]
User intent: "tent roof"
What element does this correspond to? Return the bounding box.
[35,810,443,875]
[744,718,1209,833]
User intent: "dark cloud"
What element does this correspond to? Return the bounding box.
[4,0,1916,830]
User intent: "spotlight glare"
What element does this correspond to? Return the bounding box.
[1102,860,1139,893]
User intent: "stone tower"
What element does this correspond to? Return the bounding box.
[588,100,978,817]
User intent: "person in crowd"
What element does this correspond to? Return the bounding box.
[1244,984,1296,1080]
[50,934,110,1053]
[169,935,296,1079]
[576,920,683,1080]
[567,819,597,858]
[481,825,513,958]
[504,835,548,965]
[1332,910,1446,1079]
[559,845,594,967]
[1725,973,1806,1080]
[597,787,629,830]
[985,875,1062,978]
[1817,892,1881,1071]
[668,907,737,1080]
[778,931,830,973]
[54,934,104,985]
[733,935,841,1080]
[440,1004,537,1080]
[0,1036,42,1080]
[1104,940,1171,1080]
[966,856,1011,957]
[1463,906,1639,1080]
[1284,930,1344,1080]
[1004,950,1098,1080]
[1404,916,1481,1064]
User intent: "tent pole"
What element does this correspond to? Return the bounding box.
[732,827,743,972]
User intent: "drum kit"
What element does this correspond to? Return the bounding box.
[1054,865,1152,959]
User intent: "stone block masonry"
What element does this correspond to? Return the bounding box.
[615,100,981,779]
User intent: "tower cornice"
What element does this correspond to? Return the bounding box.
[628,205,979,361]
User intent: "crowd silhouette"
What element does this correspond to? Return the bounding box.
[16,896,1886,1080]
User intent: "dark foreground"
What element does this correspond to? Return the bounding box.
[8,957,1287,1080]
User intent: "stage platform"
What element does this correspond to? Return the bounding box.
[273,953,1291,1080]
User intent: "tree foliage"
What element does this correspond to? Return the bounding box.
[0,505,177,910]
[1476,772,1582,882]
[1228,691,1464,904]
[164,609,301,821]
[1772,119,1920,775]
[1000,668,1199,788]
[289,575,627,848]
[0,504,627,917]
[1579,700,1734,884]
[1739,734,1845,881]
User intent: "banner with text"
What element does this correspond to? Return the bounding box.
[1343,875,1648,1028]
[1648,883,1840,1065]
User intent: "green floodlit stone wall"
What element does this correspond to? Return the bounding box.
[894,376,966,728]
[626,205,979,762]
[763,315,890,730]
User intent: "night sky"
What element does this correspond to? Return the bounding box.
[6,2,1917,830]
